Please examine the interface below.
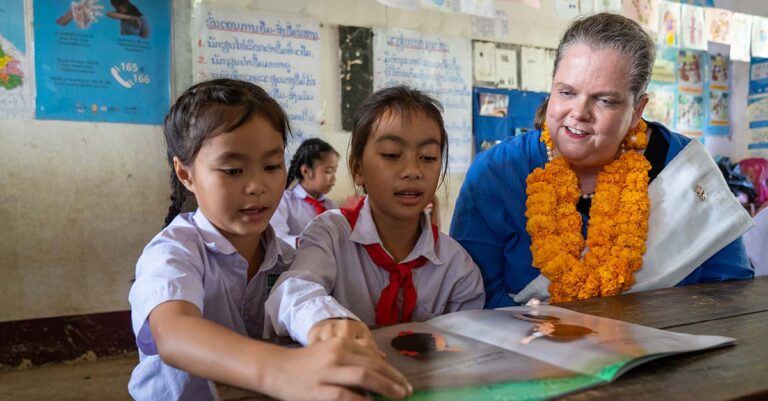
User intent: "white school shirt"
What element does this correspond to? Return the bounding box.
[265,197,485,345]
[270,184,336,248]
[128,210,293,401]
[744,207,768,276]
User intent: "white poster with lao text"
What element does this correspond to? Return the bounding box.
[192,4,321,155]
[374,28,473,173]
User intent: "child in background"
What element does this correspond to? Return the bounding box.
[266,85,485,347]
[129,79,411,401]
[271,138,339,248]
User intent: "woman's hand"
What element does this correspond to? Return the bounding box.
[308,318,378,350]
[267,337,413,401]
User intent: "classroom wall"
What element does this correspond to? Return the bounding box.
[0,0,763,322]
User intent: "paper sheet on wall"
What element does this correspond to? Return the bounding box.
[705,51,730,136]
[646,48,678,132]
[502,0,541,8]
[677,50,704,95]
[192,4,322,155]
[457,0,495,18]
[544,49,556,92]
[495,47,518,89]
[676,49,705,137]
[705,8,732,45]
[593,0,622,13]
[579,0,594,15]
[0,0,33,119]
[420,0,453,13]
[752,17,768,58]
[373,28,473,172]
[623,0,659,32]
[730,13,751,62]
[34,0,171,124]
[377,0,418,10]
[473,41,496,83]
[749,57,768,96]
[554,0,579,20]
[747,97,768,157]
[470,9,509,41]
[645,84,676,127]
[680,5,706,51]
[520,46,547,93]
[658,1,681,48]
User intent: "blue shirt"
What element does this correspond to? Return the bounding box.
[450,122,753,309]
[128,210,293,401]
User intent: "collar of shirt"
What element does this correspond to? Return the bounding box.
[291,183,327,203]
[191,210,293,271]
[347,197,442,266]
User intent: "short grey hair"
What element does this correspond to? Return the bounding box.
[553,13,655,104]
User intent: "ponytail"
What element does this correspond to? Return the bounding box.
[285,138,338,189]
[164,172,190,227]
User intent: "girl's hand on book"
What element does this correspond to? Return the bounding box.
[268,337,412,401]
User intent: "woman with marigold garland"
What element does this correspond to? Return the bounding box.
[451,13,755,308]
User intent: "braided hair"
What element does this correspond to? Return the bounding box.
[163,79,291,227]
[285,138,339,189]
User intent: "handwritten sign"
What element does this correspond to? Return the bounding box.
[374,28,473,172]
[192,4,321,155]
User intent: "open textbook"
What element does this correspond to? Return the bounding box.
[372,305,734,401]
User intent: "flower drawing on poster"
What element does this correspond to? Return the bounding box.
[0,43,23,91]
[705,8,732,44]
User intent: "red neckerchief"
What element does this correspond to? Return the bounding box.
[302,196,327,216]
[340,197,439,326]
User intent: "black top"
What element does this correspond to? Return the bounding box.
[576,126,670,216]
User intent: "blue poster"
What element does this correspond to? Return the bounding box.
[676,0,713,6]
[704,53,730,136]
[749,57,768,97]
[34,0,170,124]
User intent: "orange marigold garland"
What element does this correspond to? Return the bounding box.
[526,120,651,303]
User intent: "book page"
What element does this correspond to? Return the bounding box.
[427,305,734,380]
[373,321,606,401]
[372,321,578,389]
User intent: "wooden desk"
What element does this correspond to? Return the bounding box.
[220,277,768,401]
[556,276,768,401]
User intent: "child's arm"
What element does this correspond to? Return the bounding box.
[150,300,411,400]
[266,215,366,345]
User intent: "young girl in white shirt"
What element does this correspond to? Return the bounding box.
[271,138,339,247]
[128,79,411,401]
[266,85,485,347]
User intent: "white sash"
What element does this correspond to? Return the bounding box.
[511,140,755,304]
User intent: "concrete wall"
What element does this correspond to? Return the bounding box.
[0,0,763,321]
